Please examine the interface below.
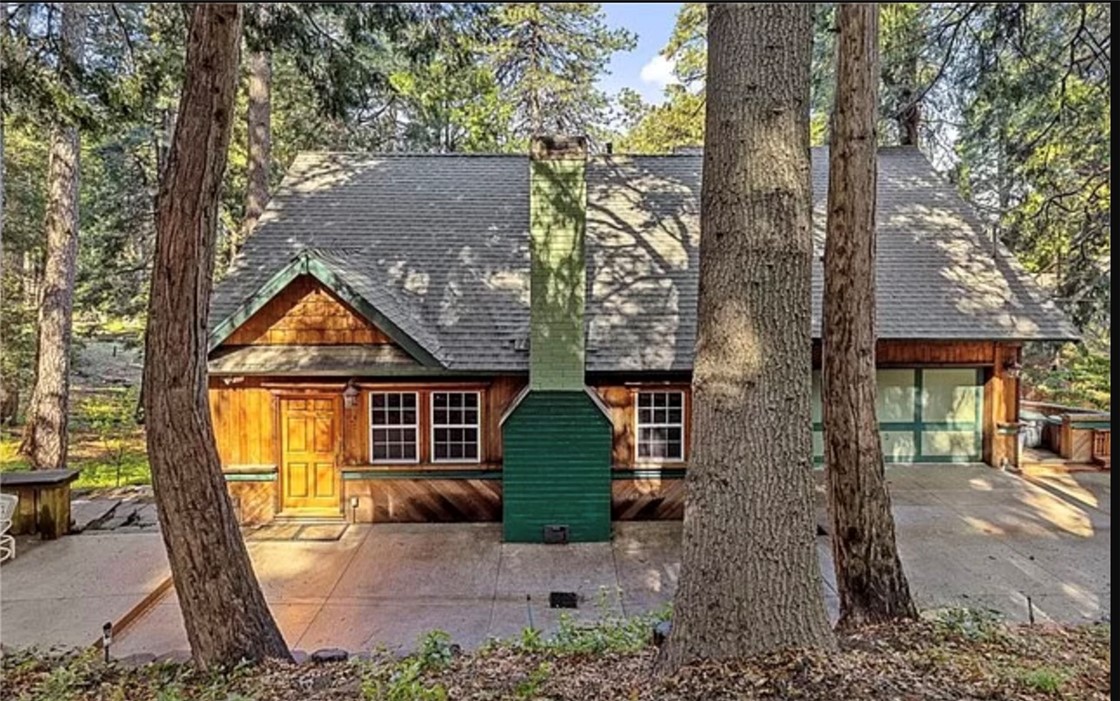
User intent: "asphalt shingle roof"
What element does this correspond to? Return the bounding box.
[210,147,1077,373]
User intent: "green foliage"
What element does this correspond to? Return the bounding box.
[945,4,1111,331]
[930,607,1006,642]
[1012,666,1068,694]
[76,387,142,488]
[2,385,150,490]
[511,594,670,656]
[487,3,635,140]
[514,661,552,699]
[360,631,454,701]
[415,630,456,671]
[1024,343,1110,410]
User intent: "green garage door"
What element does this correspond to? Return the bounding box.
[813,368,983,463]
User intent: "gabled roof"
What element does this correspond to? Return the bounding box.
[209,148,1078,374]
[208,249,441,367]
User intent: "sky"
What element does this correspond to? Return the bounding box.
[598,3,683,104]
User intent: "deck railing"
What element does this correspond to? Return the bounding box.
[1092,429,1110,467]
[1022,400,1110,466]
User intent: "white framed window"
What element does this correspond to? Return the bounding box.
[635,390,685,462]
[431,391,481,463]
[370,391,419,463]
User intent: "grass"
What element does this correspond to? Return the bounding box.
[1,386,152,491]
[1,426,150,491]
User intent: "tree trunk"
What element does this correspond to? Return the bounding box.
[656,3,834,673]
[232,49,271,268]
[0,2,11,425]
[143,4,291,668]
[20,3,85,469]
[823,3,917,629]
[897,87,920,146]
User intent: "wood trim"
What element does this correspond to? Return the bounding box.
[628,386,691,468]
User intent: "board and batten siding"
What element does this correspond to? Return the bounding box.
[503,391,612,542]
[208,375,526,523]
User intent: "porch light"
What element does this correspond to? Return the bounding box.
[1003,359,1023,379]
[343,381,360,408]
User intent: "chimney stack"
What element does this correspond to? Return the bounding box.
[528,135,589,390]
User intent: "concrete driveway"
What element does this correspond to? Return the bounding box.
[24,465,1115,658]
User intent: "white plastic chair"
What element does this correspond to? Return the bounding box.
[0,493,18,563]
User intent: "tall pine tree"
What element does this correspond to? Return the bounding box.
[489,3,634,140]
[656,3,834,672]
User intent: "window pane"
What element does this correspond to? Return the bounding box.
[921,430,979,458]
[881,431,917,462]
[431,393,479,461]
[371,394,418,461]
[636,392,685,461]
[877,370,917,422]
[922,369,980,424]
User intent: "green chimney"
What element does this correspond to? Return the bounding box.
[503,135,610,543]
[529,135,588,390]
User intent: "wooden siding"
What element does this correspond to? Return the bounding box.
[593,383,692,469]
[344,479,501,522]
[209,375,526,472]
[612,478,685,520]
[503,391,612,542]
[341,376,526,466]
[982,343,1021,468]
[597,341,1017,471]
[224,275,392,346]
[208,378,277,467]
[228,481,277,525]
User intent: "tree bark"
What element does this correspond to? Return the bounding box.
[143,4,291,668]
[897,87,920,146]
[823,3,917,629]
[0,1,12,425]
[20,3,86,469]
[232,49,271,268]
[656,3,834,673]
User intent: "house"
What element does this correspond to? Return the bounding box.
[206,136,1077,542]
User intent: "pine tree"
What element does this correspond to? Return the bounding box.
[143,3,290,667]
[20,3,86,469]
[489,3,634,139]
[656,3,834,673]
[823,2,917,629]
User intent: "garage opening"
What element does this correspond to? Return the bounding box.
[812,368,984,464]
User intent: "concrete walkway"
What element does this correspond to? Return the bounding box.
[1,465,1108,658]
[104,466,1110,659]
[0,532,169,650]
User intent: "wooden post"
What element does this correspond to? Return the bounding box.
[986,343,1021,469]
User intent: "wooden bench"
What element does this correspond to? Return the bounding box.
[0,469,80,539]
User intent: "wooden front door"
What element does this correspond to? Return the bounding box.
[280,397,341,513]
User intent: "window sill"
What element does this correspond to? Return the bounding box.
[344,463,500,473]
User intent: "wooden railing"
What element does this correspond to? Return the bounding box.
[1092,429,1110,467]
[1021,400,1110,465]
